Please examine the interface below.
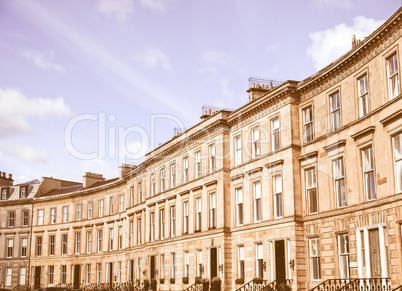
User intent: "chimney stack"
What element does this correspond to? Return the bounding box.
[119,164,136,179]
[83,172,105,188]
[0,171,14,186]
[247,83,270,102]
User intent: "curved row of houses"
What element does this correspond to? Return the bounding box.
[1,7,402,291]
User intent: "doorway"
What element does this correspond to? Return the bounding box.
[210,247,217,279]
[34,266,41,289]
[369,229,381,277]
[108,262,114,284]
[275,240,286,284]
[150,256,156,280]
[73,265,81,289]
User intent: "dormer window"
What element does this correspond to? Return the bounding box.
[20,186,27,198]
[1,187,9,199]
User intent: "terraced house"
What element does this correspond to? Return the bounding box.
[1,6,402,291]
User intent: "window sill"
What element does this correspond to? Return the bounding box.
[208,227,216,230]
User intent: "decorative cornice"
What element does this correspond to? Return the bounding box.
[246,167,263,175]
[166,194,176,201]
[204,180,217,187]
[323,140,347,152]
[147,202,156,208]
[190,185,203,192]
[72,225,82,229]
[95,222,103,226]
[380,109,402,126]
[230,173,245,181]
[156,198,165,204]
[350,126,375,141]
[265,159,284,168]
[178,190,190,196]
[298,151,318,161]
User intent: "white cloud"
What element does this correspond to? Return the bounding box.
[18,49,65,74]
[0,88,72,137]
[198,50,238,73]
[313,0,353,9]
[6,145,50,163]
[132,48,173,71]
[97,0,134,22]
[139,0,164,11]
[307,16,384,70]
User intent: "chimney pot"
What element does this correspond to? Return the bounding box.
[208,109,212,115]
[2,172,5,178]
[251,83,255,88]
[204,110,207,115]
[352,34,356,48]
[8,174,12,179]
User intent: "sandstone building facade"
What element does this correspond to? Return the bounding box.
[1,7,402,291]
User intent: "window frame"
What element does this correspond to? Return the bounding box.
[302,105,314,143]
[251,126,260,159]
[329,91,341,132]
[170,162,176,188]
[209,192,216,229]
[361,145,376,201]
[183,201,189,235]
[253,181,262,222]
[305,167,318,214]
[209,143,216,173]
[309,238,321,281]
[386,51,400,100]
[271,117,280,152]
[392,132,402,194]
[235,187,243,226]
[357,72,370,117]
[273,173,283,219]
[234,135,242,166]
[333,156,347,208]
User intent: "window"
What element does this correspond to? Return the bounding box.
[151,173,155,196]
[6,238,13,258]
[137,218,142,245]
[138,182,142,202]
[20,267,26,286]
[76,204,82,221]
[8,212,15,228]
[86,231,92,253]
[1,187,9,199]
[160,168,165,192]
[129,221,134,246]
[273,174,283,218]
[108,228,113,251]
[333,157,346,208]
[209,144,216,173]
[253,182,261,222]
[170,163,176,188]
[86,264,91,285]
[358,74,369,117]
[150,212,155,241]
[21,237,27,257]
[387,52,400,100]
[183,157,189,183]
[37,209,44,225]
[160,255,165,278]
[271,117,280,151]
[118,226,123,249]
[117,262,122,283]
[338,234,350,279]
[234,136,242,166]
[36,236,42,257]
[130,186,134,207]
[236,188,243,226]
[362,146,375,200]
[330,92,341,131]
[209,193,216,228]
[119,194,124,212]
[49,235,55,256]
[61,265,67,285]
[393,133,402,193]
[251,127,260,159]
[256,244,263,278]
[88,201,93,219]
[306,168,318,214]
[159,209,165,240]
[22,210,29,226]
[183,202,189,234]
[109,196,114,215]
[195,197,202,232]
[49,207,56,224]
[171,253,176,278]
[196,151,202,178]
[96,263,101,284]
[136,258,141,281]
[62,234,68,255]
[309,238,321,281]
[5,268,12,286]
[75,232,81,254]
[196,251,202,277]
[303,106,314,143]
[238,246,245,279]
[20,186,27,198]
[98,199,104,217]
[97,230,102,252]
[170,206,176,237]
[184,251,189,277]
[63,206,69,222]
[48,266,54,285]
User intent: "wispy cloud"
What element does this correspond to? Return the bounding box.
[132,48,173,71]
[18,49,65,74]
[312,0,353,9]
[198,50,238,73]
[6,145,50,163]
[97,0,134,22]
[307,16,384,70]
[139,0,164,11]
[0,88,72,137]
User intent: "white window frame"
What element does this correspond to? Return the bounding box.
[338,234,350,279]
[88,201,93,219]
[49,234,55,256]
[358,74,369,117]
[333,157,347,208]
[5,268,12,286]
[330,91,341,131]
[86,231,92,254]
[160,209,165,240]
[86,264,91,285]
[253,181,262,222]
[195,151,202,178]
[273,173,283,218]
[183,157,189,183]
[6,238,13,258]
[76,204,82,221]
[137,218,142,245]
[209,143,216,173]
[238,246,245,279]
[21,237,27,258]
[151,174,155,196]
[184,252,189,277]
[195,197,202,231]
[303,106,314,143]
[37,209,44,225]
[361,146,376,201]
[62,233,68,255]
[108,228,113,251]
[160,168,165,192]
[118,194,124,212]
[97,230,102,253]
[109,196,114,215]
[75,232,81,254]
[98,199,104,218]
[306,167,318,214]
[251,127,260,159]
[50,208,56,224]
[309,238,321,281]
[271,117,280,151]
[183,201,189,234]
[196,250,202,277]
[150,212,155,242]
[170,206,176,237]
[256,243,263,278]
[170,163,176,188]
[138,182,142,203]
[393,133,402,193]
[387,52,400,100]
[171,253,176,279]
[118,226,123,250]
[235,188,243,226]
[234,135,242,166]
[209,192,216,228]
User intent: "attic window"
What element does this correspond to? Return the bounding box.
[1,187,9,200]
[20,186,27,198]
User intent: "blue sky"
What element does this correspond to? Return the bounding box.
[0,0,400,184]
